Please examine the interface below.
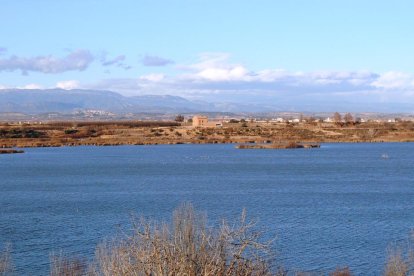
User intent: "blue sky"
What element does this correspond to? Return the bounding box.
[1,0,414,111]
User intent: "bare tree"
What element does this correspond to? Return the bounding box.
[92,203,276,276]
[333,112,342,123]
[344,113,354,124]
[174,114,185,122]
[50,253,87,276]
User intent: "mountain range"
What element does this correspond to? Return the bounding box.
[0,89,263,114]
[0,89,413,115]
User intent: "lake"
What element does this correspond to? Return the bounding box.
[1,143,414,275]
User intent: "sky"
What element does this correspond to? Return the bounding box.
[1,0,414,112]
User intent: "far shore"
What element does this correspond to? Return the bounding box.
[1,120,414,148]
[0,148,24,154]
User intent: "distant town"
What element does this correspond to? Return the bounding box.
[1,110,414,125]
[2,112,414,149]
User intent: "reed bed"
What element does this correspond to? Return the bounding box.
[0,244,12,276]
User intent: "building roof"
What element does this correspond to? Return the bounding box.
[193,115,208,119]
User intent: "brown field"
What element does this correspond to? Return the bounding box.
[1,120,414,148]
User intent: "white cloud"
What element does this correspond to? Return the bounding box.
[195,66,250,82]
[371,71,414,90]
[178,54,379,91]
[18,83,43,89]
[139,73,165,82]
[9,52,410,111]
[180,53,253,82]
[56,80,80,90]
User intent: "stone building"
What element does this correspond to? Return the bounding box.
[192,115,208,127]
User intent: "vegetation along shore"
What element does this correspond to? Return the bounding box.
[1,204,413,275]
[1,119,414,148]
[0,149,24,154]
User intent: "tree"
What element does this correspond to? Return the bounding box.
[333,112,342,123]
[175,114,185,122]
[344,113,354,124]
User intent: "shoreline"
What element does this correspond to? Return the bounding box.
[0,148,24,154]
[3,140,414,149]
[1,121,414,148]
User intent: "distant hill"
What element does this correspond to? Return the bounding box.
[4,88,408,116]
[0,89,209,114]
[0,88,282,115]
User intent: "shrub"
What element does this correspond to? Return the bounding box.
[384,248,412,276]
[330,267,352,276]
[91,203,274,276]
[50,253,88,276]
[384,233,414,276]
[0,244,12,275]
[64,129,79,135]
[175,115,185,122]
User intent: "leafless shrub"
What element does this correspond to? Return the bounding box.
[385,250,408,276]
[0,244,12,275]
[385,233,414,276]
[91,203,275,276]
[329,266,352,276]
[50,252,88,276]
[286,142,299,148]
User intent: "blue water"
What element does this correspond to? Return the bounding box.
[1,143,414,275]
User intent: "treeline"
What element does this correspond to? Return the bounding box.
[0,129,45,139]
[48,121,181,128]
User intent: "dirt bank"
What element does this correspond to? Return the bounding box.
[1,120,414,148]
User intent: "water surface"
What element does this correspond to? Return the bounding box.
[1,143,414,275]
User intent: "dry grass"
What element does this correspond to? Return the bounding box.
[2,120,414,148]
[329,267,352,276]
[385,251,408,276]
[50,253,88,276]
[384,233,414,276]
[0,244,12,275]
[91,203,276,276]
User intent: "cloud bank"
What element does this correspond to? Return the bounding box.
[86,53,414,112]
[2,52,414,112]
[91,53,413,93]
[0,49,94,74]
